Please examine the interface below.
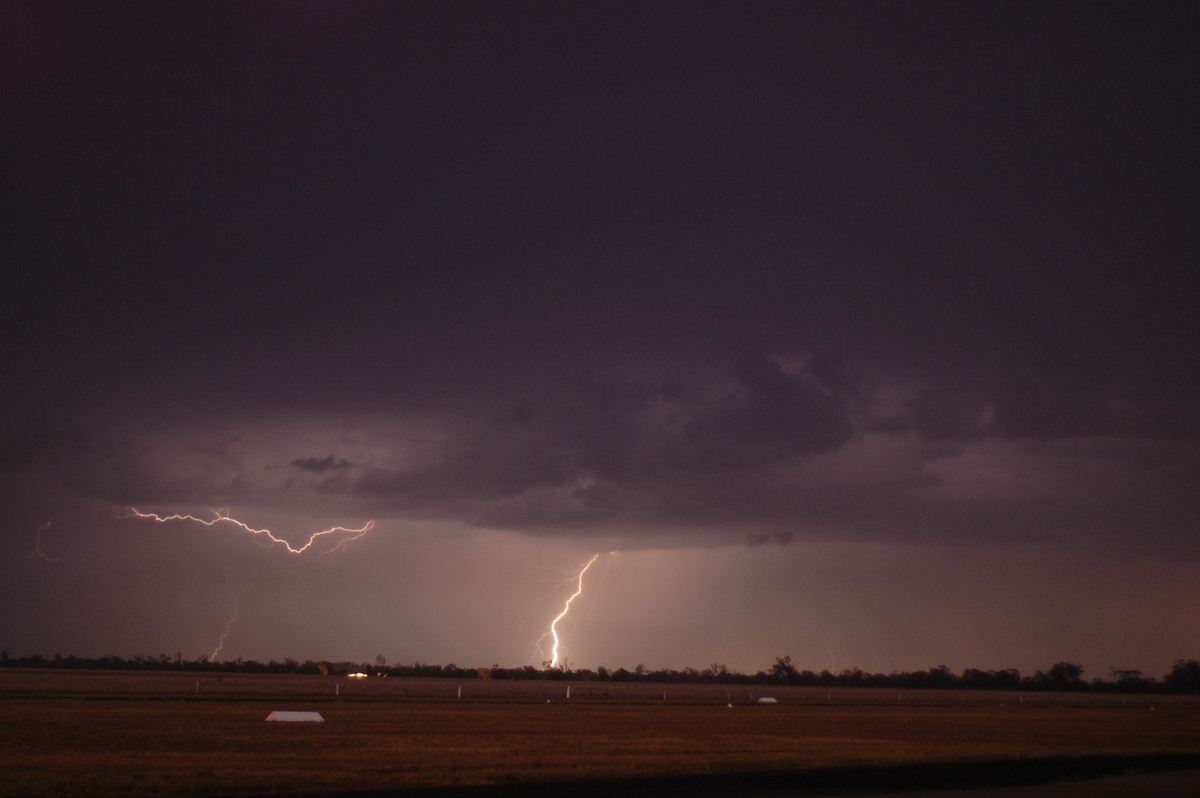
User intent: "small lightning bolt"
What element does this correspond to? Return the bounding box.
[210,583,239,662]
[536,553,601,670]
[126,507,374,555]
[29,521,61,562]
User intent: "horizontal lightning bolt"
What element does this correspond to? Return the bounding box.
[126,507,374,555]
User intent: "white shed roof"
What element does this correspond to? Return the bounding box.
[266,711,325,722]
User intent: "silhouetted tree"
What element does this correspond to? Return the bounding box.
[1106,669,1154,692]
[771,655,799,684]
[1165,659,1200,693]
[1031,662,1085,690]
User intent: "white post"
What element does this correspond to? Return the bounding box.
[566,685,571,698]
[336,683,340,696]
[457,685,462,698]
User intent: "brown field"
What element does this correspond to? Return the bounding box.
[2,670,1199,797]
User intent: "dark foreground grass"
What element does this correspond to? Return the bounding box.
[326,756,1200,798]
[2,671,1199,796]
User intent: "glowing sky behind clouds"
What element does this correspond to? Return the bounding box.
[2,1,1198,678]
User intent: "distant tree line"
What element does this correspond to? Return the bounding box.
[3,650,1198,694]
[759,656,1200,694]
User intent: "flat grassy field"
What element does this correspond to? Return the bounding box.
[2,670,1198,797]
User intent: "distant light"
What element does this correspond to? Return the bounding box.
[348,672,368,678]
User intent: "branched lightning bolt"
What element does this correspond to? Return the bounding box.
[210,584,239,662]
[126,507,374,555]
[29,522,61,562]
[536,553,601,669]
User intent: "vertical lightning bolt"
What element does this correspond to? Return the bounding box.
[536,553,601,670]
[29,521,61,562]
[126,508,374,555]
[210,583,239,662]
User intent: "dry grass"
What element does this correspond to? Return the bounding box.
[2,670,1198,796]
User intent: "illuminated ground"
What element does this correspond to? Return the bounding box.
[2,670,1198,796]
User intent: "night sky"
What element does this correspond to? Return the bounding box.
[3,1,1198,678]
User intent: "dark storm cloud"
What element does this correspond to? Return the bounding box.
[0,421,90,472]
[0,416,252,510]
[907,383,990,442]
[289,455,353,474]
[904,369,1200,444]
[701,353,856,460]
[321,352,864,531]
[747,531,796,547]
[2,1,1197,550]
